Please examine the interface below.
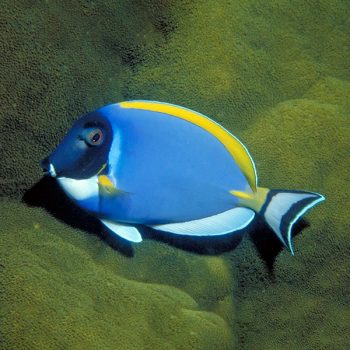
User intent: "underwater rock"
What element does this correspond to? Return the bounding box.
[0,0,349,348]
[0,0,169,198]
[125,1,350,128]
[231,77,350,349]
[0,200,234,349]
[2,1,349,199]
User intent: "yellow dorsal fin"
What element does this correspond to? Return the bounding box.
[120,101,257,191]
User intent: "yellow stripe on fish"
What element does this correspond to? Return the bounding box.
[120,101,257,192]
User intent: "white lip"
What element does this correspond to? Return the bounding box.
[48,163,57,177]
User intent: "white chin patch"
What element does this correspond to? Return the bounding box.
[57,176,98,201]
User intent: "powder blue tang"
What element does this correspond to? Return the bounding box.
[41,101,325,254]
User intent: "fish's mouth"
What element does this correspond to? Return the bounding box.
[40,157,57,177]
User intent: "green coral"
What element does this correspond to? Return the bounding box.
[0,200,233,349]
[125,0,350,127]
[0,0,168,197]
[0,0,349,349]
[232,77,350,349]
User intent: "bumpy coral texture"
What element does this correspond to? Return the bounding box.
[0,0,168,196]
[1,0,349,349]
[0,201,234,349]
[233,77,350,349]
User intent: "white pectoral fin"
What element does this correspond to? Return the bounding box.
[101,219,142,243]
[150,207,255,236]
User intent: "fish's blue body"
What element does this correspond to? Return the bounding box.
[98,104,246,224]
[41,100,325,253]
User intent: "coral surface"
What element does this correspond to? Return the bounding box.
[0,0,349,349]
[0,200,234,349]
[232,77,350,349]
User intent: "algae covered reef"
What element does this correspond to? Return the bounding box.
[0,200,234,349]
[0,0,349,349]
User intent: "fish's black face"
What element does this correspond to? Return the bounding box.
[41,111,113,179]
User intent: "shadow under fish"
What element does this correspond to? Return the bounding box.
[23,177,244,256]
[22,177,134,257]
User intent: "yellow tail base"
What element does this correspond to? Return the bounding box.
[230,187,270,212]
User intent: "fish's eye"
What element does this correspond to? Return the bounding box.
[82,127,104,146]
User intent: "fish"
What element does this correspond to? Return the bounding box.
[40,100,325,254]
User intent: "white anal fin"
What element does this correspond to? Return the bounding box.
[150,207,255,236]
[101,219,142,243]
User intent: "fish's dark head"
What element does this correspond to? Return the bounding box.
[40,111,113,179]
